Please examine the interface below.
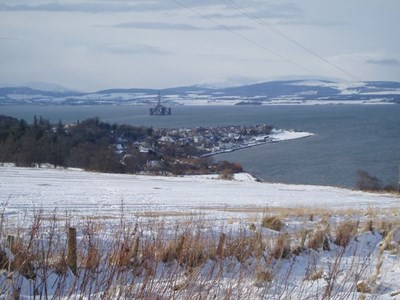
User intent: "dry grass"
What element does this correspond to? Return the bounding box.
[363,219,374,233]
[304,269,324,281]
[255,269,274,285]
[0,206,399,299]
[261,215,284,231]
[334,220,359,247]
[356,280,371,293]
[307,228,330,250]
[270,233,291,259]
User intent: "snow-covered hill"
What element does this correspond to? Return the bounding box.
[1,80,399,105]
[1,166,398,221]
[1,166,400,299]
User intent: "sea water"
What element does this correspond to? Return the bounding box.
[1,104,399,188]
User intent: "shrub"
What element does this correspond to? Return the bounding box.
[216,161,243,174]
[383,184,398,193]
[363,220,374,233]
[255,269,274,283]
[261,216,284,231]
[270,233,291,259]
[356,170,382,191]
[308,229,330,251]
[219,169,234,180]
[334,221,358,247]
[356,280,371,293]
[0,250,8,269]
[11,239,36,279]
[305,269,324,281]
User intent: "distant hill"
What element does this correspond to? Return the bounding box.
[1,80,399,105]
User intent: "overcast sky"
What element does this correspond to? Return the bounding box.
[0,0,399,91]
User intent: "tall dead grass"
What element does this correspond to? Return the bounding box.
[0,207,398,299]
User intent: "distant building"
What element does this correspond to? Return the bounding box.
[150,92,172,116]
[159,135,176,144]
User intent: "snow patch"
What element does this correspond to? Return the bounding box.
[269,129,314,141]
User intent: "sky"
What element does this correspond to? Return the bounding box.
[0,0,399,91]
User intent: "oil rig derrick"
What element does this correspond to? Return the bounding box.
[149,92,172,116]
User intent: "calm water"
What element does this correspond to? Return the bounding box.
[1,105,399,188]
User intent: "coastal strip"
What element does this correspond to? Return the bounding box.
[202,129,314,157]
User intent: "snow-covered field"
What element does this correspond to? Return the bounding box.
[0,166,399,299]
[1,166,398,221]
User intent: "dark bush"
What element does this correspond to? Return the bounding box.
[356,170,382,191]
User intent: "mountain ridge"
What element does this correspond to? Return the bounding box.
[1,79,399,105]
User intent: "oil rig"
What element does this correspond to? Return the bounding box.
[149,92,172,116]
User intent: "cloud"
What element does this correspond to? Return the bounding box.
[365,58,399,66]
[96,44,170,55]
[197,53,282,63]
[0,36,20,40]
[0,1,222,13]
[110,21,253,31]
[0,2,168,13]
[276,19,345,27]
[247,4,303,19]
[201,3,303,20]
[0,1,299,17]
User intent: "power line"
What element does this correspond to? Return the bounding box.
[223,0,361,81]
[171,0,320,77]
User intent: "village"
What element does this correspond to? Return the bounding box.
[123,123,274,158]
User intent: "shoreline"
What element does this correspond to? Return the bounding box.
[201,141,269,157]
[202,130,315,158]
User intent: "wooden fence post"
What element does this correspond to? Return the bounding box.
[176,235,185,261]
[67,228,77,275]
[6,235,14,250]
[131,235,140,261]
[216,233,226,258]
[7,235,14,273]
